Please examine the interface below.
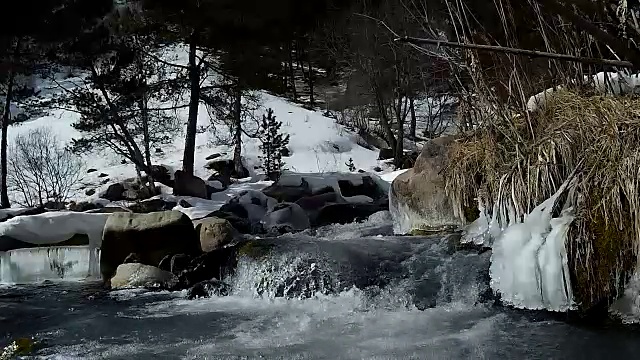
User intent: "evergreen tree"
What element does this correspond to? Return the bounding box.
[50,6,182,188]
[346,158,356,172]
[258,108,289,181]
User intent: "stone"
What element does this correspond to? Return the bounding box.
[262,178,312,203]
[338,176,386,201]
[102,183,125,201]
[315,203,386,227]
[158,253,172,271]
[261,202,310,234]
[205,153,222,160]
[378,148,394,160]
[98,173,108,178]
[84,206,131,214]
[87,168,97,173]
[194,217,237,253]
[149,165,174,187]
[123,253,141,264]
[110,263,178,290]
[173,170,208,199]
[178,246,238,288]
[170,253,191,275]
[187,278,230,299]
[295,192,338,224]
[179,199,193,208]
[85,189,96,196]
[390,136,465,234]
[206,209,252,234]
[205,158,249,179]
[127,199,177,213]
[100,211,201,282]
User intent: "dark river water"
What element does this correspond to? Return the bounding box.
[2,231,640,359]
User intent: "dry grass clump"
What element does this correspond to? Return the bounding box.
[445,90,640,309]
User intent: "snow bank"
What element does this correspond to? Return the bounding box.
[527,71,640,112]
[0,211,109,247]
[462,181,576,312]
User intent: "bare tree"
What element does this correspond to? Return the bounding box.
[8,127,84,207]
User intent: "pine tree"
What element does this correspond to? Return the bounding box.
[346,157,356,172]
[258,108,289,181]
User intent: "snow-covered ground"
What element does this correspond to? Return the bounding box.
[8,87,402,208]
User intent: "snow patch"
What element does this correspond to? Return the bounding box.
[527,71,640,112]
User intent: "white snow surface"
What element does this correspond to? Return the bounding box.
[7,56,397,209]
[527,71,640,112]
[462,180,576,312]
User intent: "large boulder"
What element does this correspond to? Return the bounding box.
[100,211,201,283]
[390,136,466,234]
[173,170,208,199]
[193,217,238,252]
[110,263,178,290]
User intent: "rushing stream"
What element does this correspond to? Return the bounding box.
[1,221,640,359]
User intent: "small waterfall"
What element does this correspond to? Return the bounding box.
[0,245,100,284]
[227,234,492,309]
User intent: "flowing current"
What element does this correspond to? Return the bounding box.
[1,220,639,359]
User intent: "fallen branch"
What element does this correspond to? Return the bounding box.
[395,36,635,69]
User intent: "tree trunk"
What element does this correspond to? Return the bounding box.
[139,94,155,191]
[409,97,417,139]
[288,41,297,101]
[1,40,19,208]
[308,58,315,107]
[232,86,246,178]
[394,97,406,169]
[182,31,200,176]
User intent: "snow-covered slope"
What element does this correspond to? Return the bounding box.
[8,87,397,206]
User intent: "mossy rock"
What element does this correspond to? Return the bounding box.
[236,240,275,260]
[1,337,37,359]
[569,205,636,312]
[408,225,458,236]
[462,203,480,223]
